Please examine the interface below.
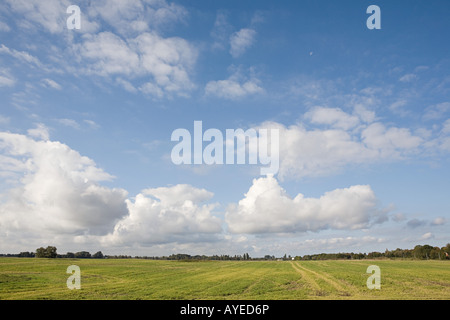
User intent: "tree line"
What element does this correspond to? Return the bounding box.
[0,243,449,260]
[296,244,450,261]
[0,247,104,259]
[0,248,255,260]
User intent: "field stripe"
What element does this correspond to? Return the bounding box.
[296,262,346,291]
[289,261,322,294]
[292,262,357,297]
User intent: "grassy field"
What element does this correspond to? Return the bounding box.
[0,258,449,300]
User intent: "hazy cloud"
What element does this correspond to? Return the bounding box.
[87,0,187,36]
[0,68,15,87]
[4,0,70,34]
[205,67,263,99]
[0,21,10,32]
[407,219,427,229]
[229,28,256,57]
[41,78,62,90]
[27,123,50,141]
[399,73,417,83]
[56,118,80,129]
[431,217,446,226]
[423,102,450,121]
[0,44,43,68]
[205,78,262,100]
[210,11,232,50]
[419,232,433,240]
[304,106,361,130]
[75,31,197,98]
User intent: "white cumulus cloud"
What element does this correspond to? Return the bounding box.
[101,184,222,246]
[257,107,425,180]
[225,175,386,234]
[0,129,223,251]
[0,130,129,240]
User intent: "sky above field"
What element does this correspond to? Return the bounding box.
[0,0,449,257]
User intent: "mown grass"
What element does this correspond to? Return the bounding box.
[0,258,448,300]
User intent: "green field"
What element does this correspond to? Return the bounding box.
[0,258,449,300]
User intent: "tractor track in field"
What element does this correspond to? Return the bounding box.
[289,261,322,294]
[290,261,355,297]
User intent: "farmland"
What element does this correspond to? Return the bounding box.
[0,258,449,300]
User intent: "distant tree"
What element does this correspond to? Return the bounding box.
[35,246,57,258]
[35,247,45,258]
[367,251,383,259]
[18,251,34,257]
[353,253,365,260]
[46,246,57,258]
[92,251,104,259]
[75,251,91,258]
[430,247,441,260]
[423,245,433,259]
[66,252,75,258]
[413,245,424,259]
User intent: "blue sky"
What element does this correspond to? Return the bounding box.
[0,0,449,256]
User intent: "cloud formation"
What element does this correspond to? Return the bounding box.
[87,0,187,35]
[2,0,197,99]
[0,125,441,253]
[304,106,361,130]
[75,31,197,97]
[4,0,70,34]
[4,0,186,35]
[0,129,222,251]
[0,44,43,68]
[226,175,386,234]
[205,78,262,100]
[257,106,425,180]
[0,130,129,239]
[101,184,222,246]
[205,67,263,99]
